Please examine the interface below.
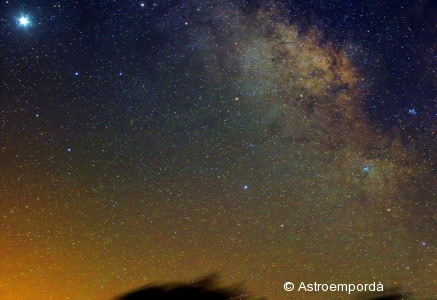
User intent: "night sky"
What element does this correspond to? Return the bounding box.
[1,1,437,299]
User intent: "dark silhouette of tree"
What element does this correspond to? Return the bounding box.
[114,273,418,300]
[113,273,266,300]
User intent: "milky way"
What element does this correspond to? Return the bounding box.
[2,1,436,299]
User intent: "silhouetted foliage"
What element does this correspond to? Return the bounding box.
[113,273,265,300]
[114,273,419,300]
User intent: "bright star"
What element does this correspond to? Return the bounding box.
[19,17,29,26]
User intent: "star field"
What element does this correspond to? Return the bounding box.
[1,1,437,299]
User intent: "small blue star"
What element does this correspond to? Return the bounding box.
[408,108,417,116]
[361,164,374,174]
[243,185,248,190]
[19,17,29,26]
